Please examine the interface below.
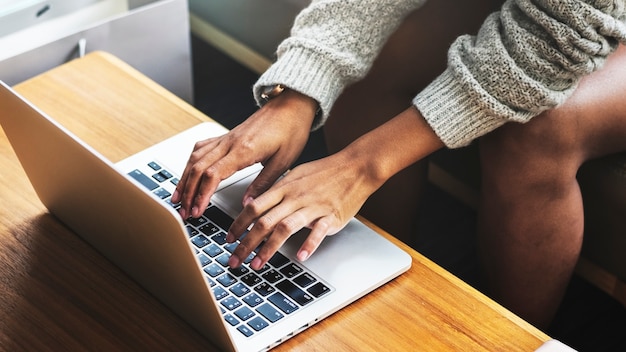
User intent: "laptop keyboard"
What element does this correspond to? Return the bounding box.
[128,161,332,337]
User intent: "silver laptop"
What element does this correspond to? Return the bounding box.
[0,80,411,352]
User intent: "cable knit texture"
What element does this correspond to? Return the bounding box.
[254,0,626,148]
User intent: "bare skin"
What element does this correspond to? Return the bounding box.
[172,0,626,330]
[478,44,626,328]
[226,106,442,269]
[324,0,500,243]
[172,89,443,271]
[172,89,317,220]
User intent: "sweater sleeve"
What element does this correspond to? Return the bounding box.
[414,0,626,148]
[253,0,427,130]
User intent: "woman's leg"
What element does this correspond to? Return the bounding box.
[325,0,500,243]
[478,45,626,328]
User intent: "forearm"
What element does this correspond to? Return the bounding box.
[254,0,426,129]
[339,106,443,188]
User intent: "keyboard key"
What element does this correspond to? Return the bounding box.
[203,243,223,257]
[152,171,169,183]
[199,223,220,236]
[224,242,238,253]
[128,169,159,190]
[307,282,331,298]
[262,269,283,284]
[224,314,239,326]
[197,253,211,267]
[241,273,262,286]
[293,273,316,288]
[276,280,314,306]
[211,232,228,245]
[247,317,269,331]
[166,198,180,208]
[188,216,208,227]
[216,253,230,267]
[243,252,255,264]
[234,306,255,321]
[206,276,216,287]
[191,234,210,248]
[185,225,198,238]
[268,292,298,314]
[268,252,289,268]
[229,266,249,277]
[254,282,275,297]
[217,273,237,287]
[242,292,264,307]
[204,263,225,277]
[221,296,242,311]
[203,206,233,231]
[279,263,303,278]
[212,286,228,300]
[237,325,254,337]
[230,283,251,297]
[147,161,161,170]
[158,169,174,179]
[153,188,171,199]
[256,303,284,323]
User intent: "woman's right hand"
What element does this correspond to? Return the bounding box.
[172,89,318,219]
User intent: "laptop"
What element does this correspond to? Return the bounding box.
[0,80,411,351]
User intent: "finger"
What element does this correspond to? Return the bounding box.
[172,139,214,200]
[227,197,285,268]
[173,140,220,217]
[296,217,334,261]
[243,167,284,204]
[249,212,309,270]
[189,171,221,218]
[174,163,204,219]
[188,151,256,217]
[228,189,285,242]
[242,155,292,202]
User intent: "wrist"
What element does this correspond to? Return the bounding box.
[341,107,444,187]
[260,85,319,127]
[341,137,391,189]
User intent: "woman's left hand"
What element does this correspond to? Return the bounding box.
[226,148,383,270]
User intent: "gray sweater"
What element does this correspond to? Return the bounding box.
[254,0,626,148]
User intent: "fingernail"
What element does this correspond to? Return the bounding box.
[172,190,179,202]
[226,232,235,243]
[191,206,199,218]
[251,257,262,270]
[179,208,187,219]
[228,256,241,268]
[297,250,309,261]
[243,196,254,206]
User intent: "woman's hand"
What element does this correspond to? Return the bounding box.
[226,106,444,270]
[226,149,385,270]
[172,89,317,219]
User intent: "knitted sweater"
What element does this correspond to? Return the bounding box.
[253,0,626,148]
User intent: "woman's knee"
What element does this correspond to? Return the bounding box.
[479,111,582,197]
[481,43,626,182]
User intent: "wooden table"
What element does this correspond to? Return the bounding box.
[0,52,551,351]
